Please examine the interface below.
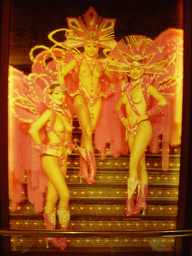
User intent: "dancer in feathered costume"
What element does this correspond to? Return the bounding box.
[109,28,183,216]
[153,28,183,153]
[10,7,123,187]
[47,7,120,184]
[8,6,119,249]
[9,62,74,249]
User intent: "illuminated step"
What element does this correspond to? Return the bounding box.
[16,186,179,203]
[65,171,180,186]
[10,236,175,252]
[10,219,176,231]
[70,203,178,217]
[10,203,178,218]
[22,169,180,186]
[67,154,180,170]
[68,186,179,201]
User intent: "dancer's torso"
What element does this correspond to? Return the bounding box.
[45,109,71,157]
[75,54,106,99]
[122,79,150,127]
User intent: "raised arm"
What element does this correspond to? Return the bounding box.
[62,59,77,78]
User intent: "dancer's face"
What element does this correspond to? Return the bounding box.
[129,61,144,80]
[49,87,66,105]
[84,41,99,58]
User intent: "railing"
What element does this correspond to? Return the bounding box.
[0,229,192,238]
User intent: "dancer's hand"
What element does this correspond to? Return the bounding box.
[121,117,129,128]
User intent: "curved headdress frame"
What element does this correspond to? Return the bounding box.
[48,7,117,50]
[109,35,168,75]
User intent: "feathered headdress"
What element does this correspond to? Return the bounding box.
[48,7,117,50]
[109,35,168,75]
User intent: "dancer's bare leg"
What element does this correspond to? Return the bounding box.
[45,181,59,213]
[138,155,148,185]
[42,156,70,213]
[91,98,102,131]
[128,121,152,181]
[59,159,69,209]
[74,95,93,151]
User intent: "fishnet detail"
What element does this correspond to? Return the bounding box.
[127,177,138,199]
[57,209,70,228]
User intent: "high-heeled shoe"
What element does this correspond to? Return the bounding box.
[75,143,89,183]
[75,143,97,184]
[134,182,148,214]
[57,209,70,251]
[78,154,89,183]
[86,149,97,184]
[43,212,60,249]
[125,177,138,216]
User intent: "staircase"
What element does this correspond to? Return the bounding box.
[9,118,180,254]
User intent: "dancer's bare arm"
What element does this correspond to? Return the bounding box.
[148,85,167,106]
[115,93,129,128]
[136,85,167,124]
[29,110,52,144]
[62,59,77,77]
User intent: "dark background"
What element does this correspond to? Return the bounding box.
[1,1,192,255]
[9,0,183,73]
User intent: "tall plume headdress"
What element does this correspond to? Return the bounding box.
[43,60,68,106]
[48,7,117,50]
[109,35,168,76]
